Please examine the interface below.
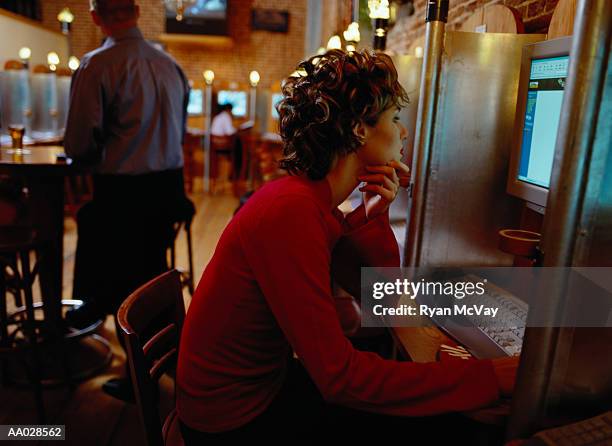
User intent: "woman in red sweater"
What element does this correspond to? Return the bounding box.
[177,49,516,440]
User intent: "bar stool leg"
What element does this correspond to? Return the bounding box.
[186,223,195,295]
[0,267,10,387]
[18,250,46,424]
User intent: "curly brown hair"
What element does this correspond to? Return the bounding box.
[277,49,409,180]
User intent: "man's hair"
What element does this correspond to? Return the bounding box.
[277,49,409,180]
[90,0,137,24]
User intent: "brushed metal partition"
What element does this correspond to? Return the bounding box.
[390,55,423,262]
[405,31,544,267]
[392,54,423,172]
[507,0,612,438]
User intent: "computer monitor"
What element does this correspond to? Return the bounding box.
[217,90,247,118]
[270,93,283,120]
[507,37,572,208]
[187,88,203,115]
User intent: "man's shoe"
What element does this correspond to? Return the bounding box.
[102,377,135,403]
[64,301,105,330]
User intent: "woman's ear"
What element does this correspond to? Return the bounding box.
[354,121,368,144]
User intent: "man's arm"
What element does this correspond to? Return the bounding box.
[64,60,105,164]
[178,65,190,145]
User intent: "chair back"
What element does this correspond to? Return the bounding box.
[210,134,234,151]
[117,270,185,446]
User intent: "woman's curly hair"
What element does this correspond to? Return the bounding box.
[277,49,409,180]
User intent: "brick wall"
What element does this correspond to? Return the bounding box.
[40,0,306,89]
[387,0,559,54]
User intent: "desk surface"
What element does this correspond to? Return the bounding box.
[389,295,512,425]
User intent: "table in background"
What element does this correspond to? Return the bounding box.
[0,145,78,333]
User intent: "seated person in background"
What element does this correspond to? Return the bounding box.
[177,49,517,440]
[211,103,236,136]
[64,0,192,401]
[210,103,243,178]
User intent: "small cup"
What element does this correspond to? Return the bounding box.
[6,125,30,155]
[8,125,25,149]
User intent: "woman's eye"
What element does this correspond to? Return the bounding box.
[393,116,400,122]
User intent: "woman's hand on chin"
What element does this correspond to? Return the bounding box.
[358,160,410,219]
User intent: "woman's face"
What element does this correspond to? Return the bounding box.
[357,107,408,166]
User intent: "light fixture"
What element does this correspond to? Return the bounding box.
[18,47,32,68]
[326,35,342,51]
[57,7,74,34]
[249,70,260,87]
[162,0,197,21]
[368,0,390,19]
[47,52,60,72]
[343,22,361,52]
[69,56,80,71]
[368,0,390,51]
[203,70,215,85]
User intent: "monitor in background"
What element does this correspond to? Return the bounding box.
[165,0,228,36]
[507,37,572,209]
[270,93,283,120]
[218,90,247,118]
[187,88,203,115]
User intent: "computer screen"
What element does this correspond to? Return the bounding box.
[507,37,572,208]
[270,93,283,120]
[517,55,569,189]
[165,0,228,35]
[187,89,203,115]
[217,90,247,117]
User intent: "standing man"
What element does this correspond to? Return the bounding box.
[64,0,192,401]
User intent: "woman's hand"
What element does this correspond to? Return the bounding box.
[358,160,410,219]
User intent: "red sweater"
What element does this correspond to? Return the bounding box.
[177,175,500,433]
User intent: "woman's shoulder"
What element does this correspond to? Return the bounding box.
[236,176,333,227]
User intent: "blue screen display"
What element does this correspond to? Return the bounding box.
[217,90,247,117]
[517,56,569,189]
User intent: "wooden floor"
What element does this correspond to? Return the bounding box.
[0,185,239,445]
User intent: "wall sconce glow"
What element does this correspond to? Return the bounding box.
[47,52,60,71]
[57,7,75,24]
[368,0,390,19]
[18,47,32,61]
[415,46,424,58]
[203,70,215,85]
[326,35,342,50]
[68,56,80,71]
[346,44,356,53]
[343,22,360,43]
[249,70,260,87]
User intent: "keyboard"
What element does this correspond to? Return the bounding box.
[526,411,612,445]
[466,278,527,357]
[426,275,528,359]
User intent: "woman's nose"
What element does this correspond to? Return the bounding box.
[400,123,409,140]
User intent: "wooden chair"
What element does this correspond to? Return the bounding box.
[210,134,236,193]
[182,131,204,194]
[168,198,196,295]
[117,270,185,446]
